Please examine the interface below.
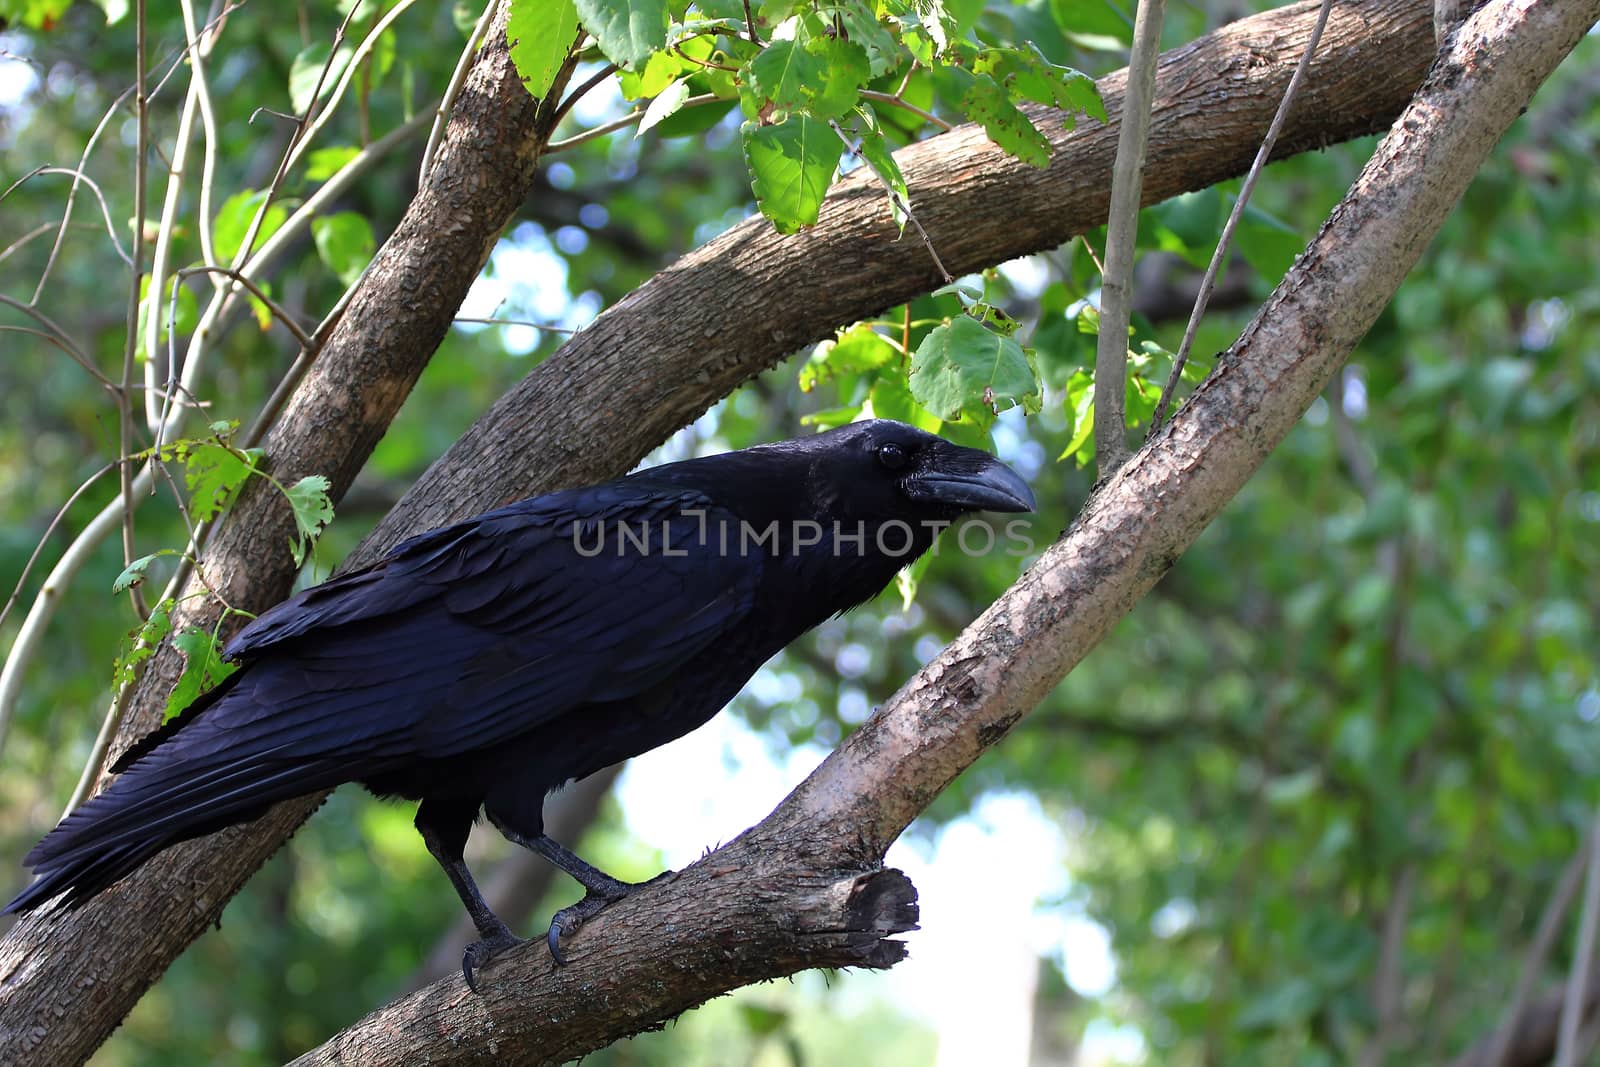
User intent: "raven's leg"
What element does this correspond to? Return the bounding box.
[485,791,663,965]
[415,798,523,992]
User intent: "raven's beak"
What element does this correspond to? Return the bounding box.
[910,447,1036,513]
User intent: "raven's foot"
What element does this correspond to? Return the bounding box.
[546,871,674,965]
[462,929,528,993]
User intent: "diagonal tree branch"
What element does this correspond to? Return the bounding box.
[293,0,1597,1061]
[0,2,1441,1062]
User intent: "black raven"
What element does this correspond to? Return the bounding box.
[7,419,1033,988]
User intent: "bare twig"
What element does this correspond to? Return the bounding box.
[1092,0,1164,477]
[859,88,953,131]
[1481,840,1591,1067]
[830,119,951,283]
[2,167,132,270]
[544,93,722,153]
[1149,0,1334,432]
[0,295,113,388]
[119,0,152,622]
[1557,814,1600,1067]
[419,0,498,185]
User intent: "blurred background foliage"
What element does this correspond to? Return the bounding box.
[1,0,1597,1063]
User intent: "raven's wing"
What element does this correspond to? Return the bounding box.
[9,484,761,911]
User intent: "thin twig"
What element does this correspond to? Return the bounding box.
[32,85,136,301]
[2,166,132,270]
[0,295,113,388]
[179,0,223,282]
[175,266,315,349]
[0,463,119,637]
[548,58,619,131]
[419,0,497,185]
[1092,0,1165,477]
[452,316,577,334]
[1149,0,1334,432]
[545,93,722,153]
[859,88,953,131]
[120,0,152,622]
[741,0,761,46]
[1483,840,1592,1067]
[1557,814,1600,1067]
[829,119,950,283]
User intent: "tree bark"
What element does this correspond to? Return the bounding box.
[0,1,1447,1063]
[294,0,1598,1060]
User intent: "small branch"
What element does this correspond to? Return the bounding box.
[174,266,316,350]
[0,295,113,388]
[829,119,950,283]
[1092,0,1164,478]
[419,0,498,185]
[2,166,132,269]
[1557,814,1600,1067]
[548,58,620,131]
[858,88,953,131]
[1149,0,1334,433]
[1479,837,1592,1067]
[544,93,722,153]
[119,0,151,622]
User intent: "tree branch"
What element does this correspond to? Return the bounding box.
[0,1,1444,1061]
[297,0,1595,1060]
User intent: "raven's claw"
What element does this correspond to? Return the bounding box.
[461,930,528,993]
[545,886,632,965]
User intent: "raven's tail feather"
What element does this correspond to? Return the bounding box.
[5,743,355,915]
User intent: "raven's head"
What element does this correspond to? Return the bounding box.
[793,419,1036,521]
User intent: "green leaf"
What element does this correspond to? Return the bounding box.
[869,374,941,432]
[113,549,182,595]
[804,37,871,121]
[1059,368,1095,464]
[185,441,264,522]
[799,405,864,430]
[305,145,361,182]
[742,116,843,234]
[508,0,580,100]
[289,42,355,115]
[896,551,936,610]
[799,323,899,392]
[311,211,376,287]
[637,78,691,136]
[166,625,239,721]
[213,190,290,265]
[833,0,899,75]
[962,73,1051,168]
[113,598,174,693]
[283,475,335,566]
[975,45,1103,124]
[854,106,910,230]
[619,48,685,100]
[575,0,669,70]
[910,315,1043,429]
[747,39,825,115]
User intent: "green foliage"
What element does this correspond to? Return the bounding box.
[910,313,1042,428]
[741,115,843,234]
[166,621,239,722]
[282,475,335,568]
[311,212,376,288]
[3,2,1596,1064]
[508,0,582,100]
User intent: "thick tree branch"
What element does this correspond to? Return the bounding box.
[0,5,578,1062]
[295,0,1597,1061]
[0,1,1442,1062]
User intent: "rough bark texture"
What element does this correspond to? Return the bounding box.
[0,1,1450,1063]
[294,0,1596,1062]
[291,0,1600,1062]
[0,6,575,1063]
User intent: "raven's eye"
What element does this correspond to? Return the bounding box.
[877,443,908,470]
